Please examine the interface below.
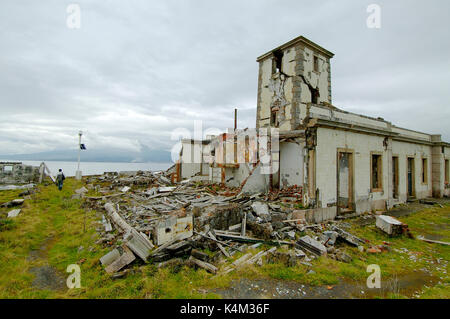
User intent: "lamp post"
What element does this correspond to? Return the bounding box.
[76,130,83,180]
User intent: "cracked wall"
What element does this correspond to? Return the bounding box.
[256,38,333,131]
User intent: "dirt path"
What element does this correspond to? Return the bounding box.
[27,236,67,292]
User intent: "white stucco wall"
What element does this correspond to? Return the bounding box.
[315,128,434,214]
[444,146,450,197]
[279,141,304,189]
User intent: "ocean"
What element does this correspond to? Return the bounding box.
[1,160,172,177]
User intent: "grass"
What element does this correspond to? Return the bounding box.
[0,179,449,299]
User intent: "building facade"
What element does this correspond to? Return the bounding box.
[179,35,450,221]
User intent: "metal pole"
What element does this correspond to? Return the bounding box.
[76,131,83,180]
[77,132,81,172]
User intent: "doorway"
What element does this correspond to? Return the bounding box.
[392,156,399,199]
[337,151,354,215]
[407,157,415,198]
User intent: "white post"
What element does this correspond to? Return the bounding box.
[76,130,83,180]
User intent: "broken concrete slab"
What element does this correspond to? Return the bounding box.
[331,226,366,246]
[7,209,21,218]
[101,246,136,274]
[297,235,327,256]
[322,231,338,246]
[153,215,193,246]
[124,229,154,262]
[376,215,405,236]
[251,202,271,221]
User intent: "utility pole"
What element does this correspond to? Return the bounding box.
[76,130,83,180]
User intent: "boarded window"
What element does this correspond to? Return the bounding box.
[422,158,428,184]
[371,154,382,191]
[445,159,449,184]
[4,165,13,173]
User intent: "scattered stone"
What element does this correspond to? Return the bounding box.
[7,209,21,218]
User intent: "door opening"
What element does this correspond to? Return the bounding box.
[407,157,415,198]
[392,156,399,199]
[337,151,354,215]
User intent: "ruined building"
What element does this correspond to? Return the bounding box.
[180,35,450,221]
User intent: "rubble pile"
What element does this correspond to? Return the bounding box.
[78,169,385,276]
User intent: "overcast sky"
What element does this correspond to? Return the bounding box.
[1,0,449,158]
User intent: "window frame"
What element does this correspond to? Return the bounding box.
[421,157,428,185]
[370,152,383,193]
[445,159,449,184]
[313,55,319,73]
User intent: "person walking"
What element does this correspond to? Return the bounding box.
[56,169,65,191]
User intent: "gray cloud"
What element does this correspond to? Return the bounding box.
[1,0,449,157]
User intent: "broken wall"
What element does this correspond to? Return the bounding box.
[256,38,333,131]
[0,162,40,185]
[180,140,211,180]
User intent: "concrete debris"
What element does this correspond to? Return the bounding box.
[101,246,136,274]
[7,209,22,218]
[331,226,366,246]
[79,168,406,276]
[322,231,338,246]
[75,187,89,195]
[297,236,327,256]
[251,202,271,221]
[1,198,25,208]
[121,186,131,193]
[376,215,408,237]
[124,229,154,262]
[102,215,113,232]
[267,250,298,267]
[154,215,193,246]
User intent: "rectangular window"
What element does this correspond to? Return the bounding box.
[371,154,383,191]
[313,56,319,72]
[422,158,428,184]
[272,50,283,74]
[445,159,449,184]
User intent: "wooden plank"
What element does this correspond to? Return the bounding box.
[417,236,450,246]
[241,212,247,237]
[187,256,218,274]
[209,231,231,258]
